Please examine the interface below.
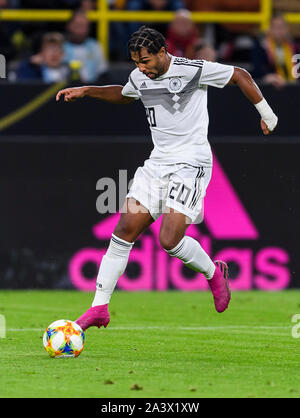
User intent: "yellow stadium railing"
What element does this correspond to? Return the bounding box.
[284,13,300,24]
[0,0,299,58]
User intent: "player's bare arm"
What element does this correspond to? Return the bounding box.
[56,85,135,105]
[229,67,278,135]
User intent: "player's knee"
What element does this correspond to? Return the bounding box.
[159,231,181,251]
[113,221,136,242]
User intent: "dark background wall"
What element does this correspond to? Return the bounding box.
[0,81,299,137]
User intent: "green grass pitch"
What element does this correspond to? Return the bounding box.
[0,290,300,398]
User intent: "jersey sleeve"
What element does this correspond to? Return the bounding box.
[199,60,234,88]
[121,74,140,100]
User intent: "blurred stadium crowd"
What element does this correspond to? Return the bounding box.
[1,0,300,87]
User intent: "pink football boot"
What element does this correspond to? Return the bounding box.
[208,260,231,313]
[75,304,110,331]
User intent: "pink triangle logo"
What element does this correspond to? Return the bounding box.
[205,154,258,239]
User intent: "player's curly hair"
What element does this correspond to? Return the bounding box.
[128,25,168,55]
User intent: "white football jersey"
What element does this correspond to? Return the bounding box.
[122,55,234,167]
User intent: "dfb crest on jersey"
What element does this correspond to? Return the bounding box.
[168,77,182,92]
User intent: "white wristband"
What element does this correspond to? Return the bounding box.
[254,98,278,132]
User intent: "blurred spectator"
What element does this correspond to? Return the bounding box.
[218,31,256,64]
[166,9,199,59]
[16,32,70,82]
[127,0,185,37]
[183,0,218,54]
[193,39,217,61]
[186,0,259,64]
[251,14,300,88]
[16,1,81,59]
[79,0,96,11]
[216,1,259,64]
[64,10,108,82]
[78,0,97,38]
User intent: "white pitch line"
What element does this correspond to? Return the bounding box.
[7,325,291,332]
[8,328,44,332]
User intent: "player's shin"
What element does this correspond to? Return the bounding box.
[166,236,215,279]
[92,234,134,306]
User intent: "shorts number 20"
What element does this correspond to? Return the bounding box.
[169,182,191,205]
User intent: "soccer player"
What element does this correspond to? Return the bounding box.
[56,26,278,330]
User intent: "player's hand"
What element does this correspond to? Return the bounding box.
[261,119,270,135]
[260,116,278,135]
[56,87,86,102]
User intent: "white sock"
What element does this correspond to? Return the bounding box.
[166,236,215,279]
[92,234,134,306]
